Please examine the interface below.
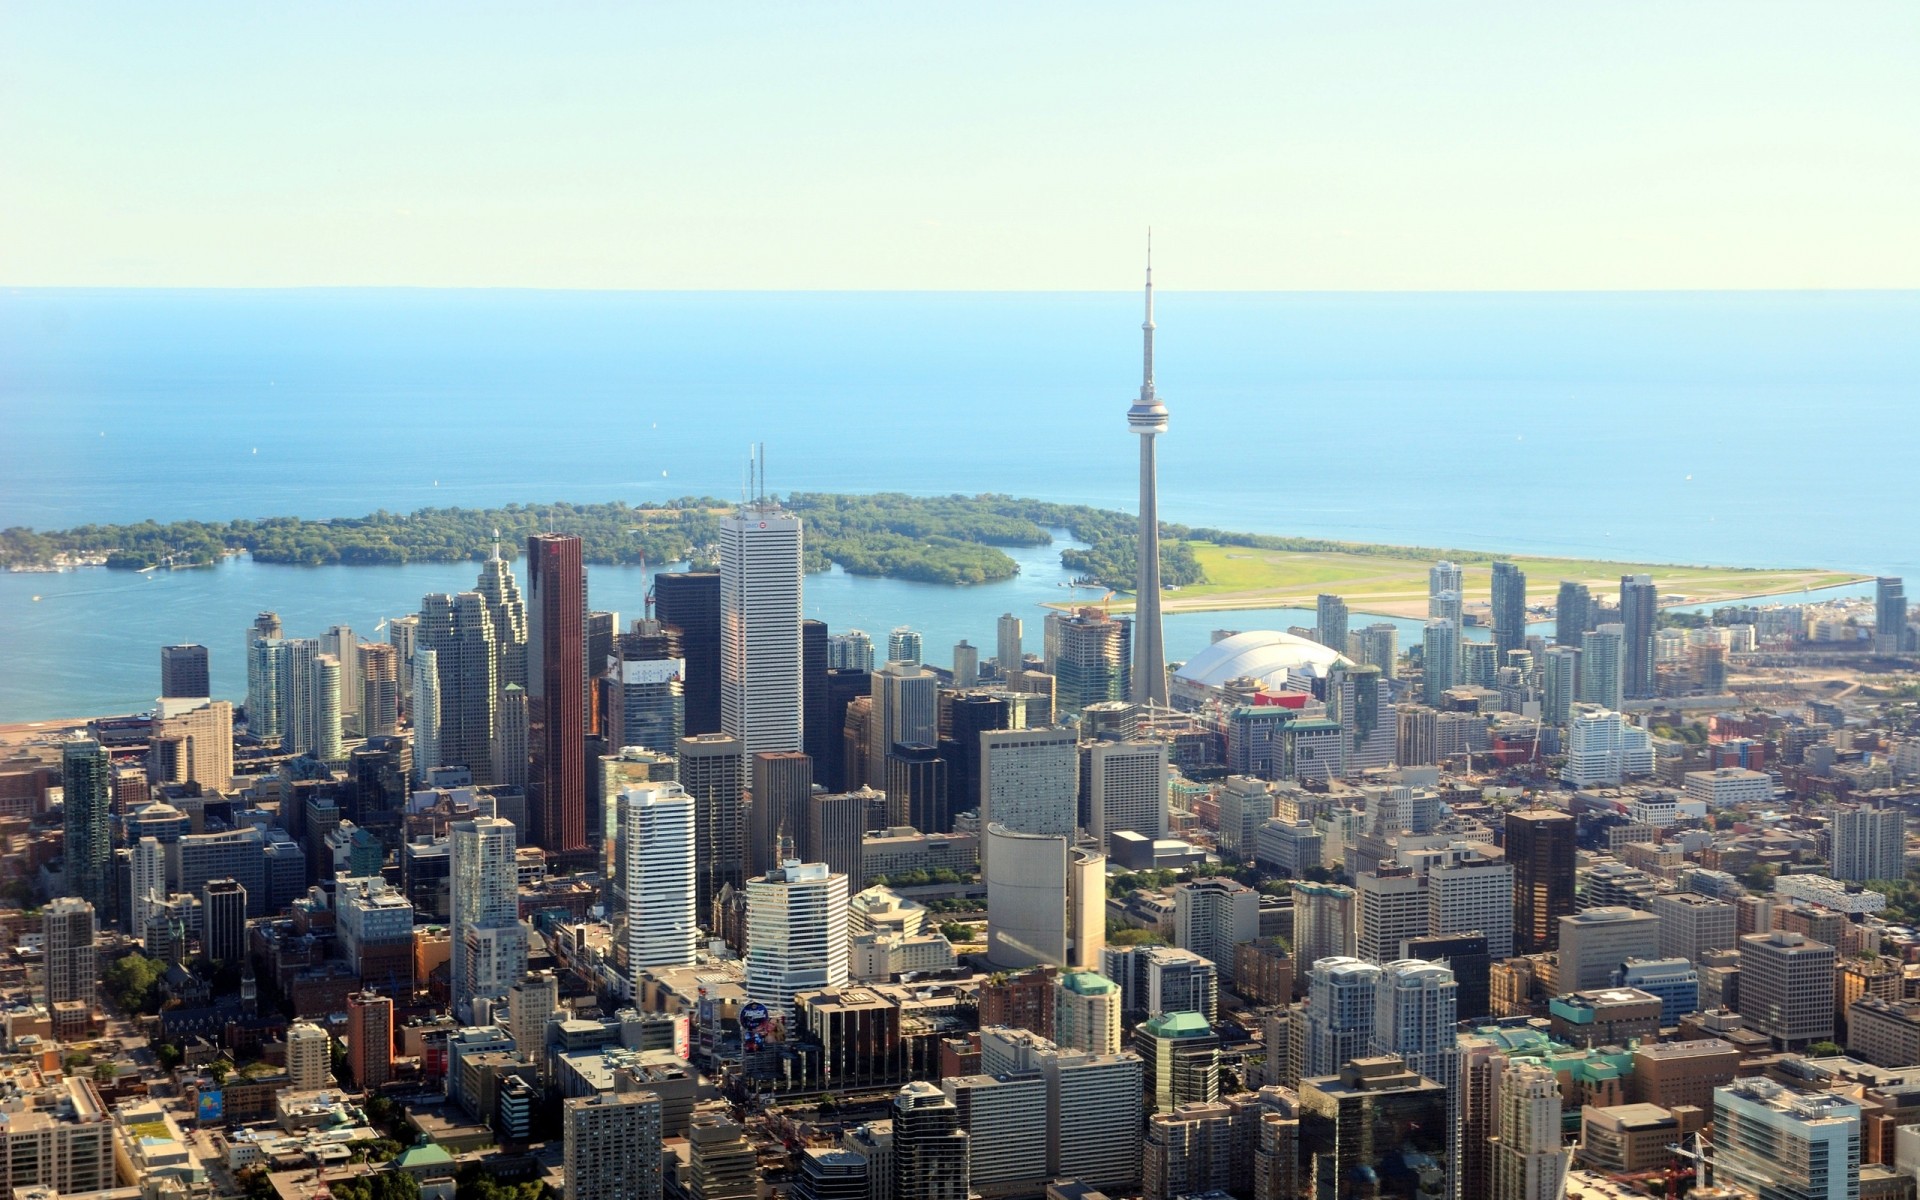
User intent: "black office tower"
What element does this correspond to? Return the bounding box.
[655,571,722,735]
[807,789,866,885]
[1401,932,1491,1022]
[884,742,948,833]
[586,610,618,736]
[201,878,248,966]
[939,693,1012,829]
[160,644,210,698]
[821,668,872,793]
[678,732,744,918]
[1507,808,1577,954]
[803,619,830,768]
[749,750,813,879]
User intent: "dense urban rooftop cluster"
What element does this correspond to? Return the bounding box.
[5,521,1916,1200]
[3,292,1915,1200]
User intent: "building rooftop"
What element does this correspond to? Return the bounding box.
[1719,1076,1861,1124]
[1587,1102,1678,1129]
[1060,971,1118,996]
[1564,906,1652,925]
[1141,1011,1213,1038]
[1553,988,1661,1014]
[1634,1039,1743,1061]
[393,1141,454,1169]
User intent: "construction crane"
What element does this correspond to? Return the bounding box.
[1668,1130,1762,1194]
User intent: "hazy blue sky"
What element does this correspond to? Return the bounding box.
[4,3,1915,289]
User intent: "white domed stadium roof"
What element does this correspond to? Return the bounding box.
[1173,629,1349,691]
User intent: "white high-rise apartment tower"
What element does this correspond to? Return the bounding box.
[721,491,804,762]
[887,627,923,667]
[623,782,698,972]
[977,1026,1144,1192]
[997,613,1023,676]
[130,837,167,948]
[1172,878,1258,984]
[1370,958,1458,1091]
[320,625,362,724]
[1372,956,1460,1200]
[43,897,97,1009]
[565,1090,665,1200]
[287,1020,332,1091]
[450,816,527,1020]
[1429,562,1464,626]
[1300,957,1380,1079]
[1832,804,1905,883]
[411,647,442,784]
[745,861,849,1011]
[313,653,344,761]
[1491,1062,1571,1200]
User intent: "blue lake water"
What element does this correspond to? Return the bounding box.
[0,289,1911,720]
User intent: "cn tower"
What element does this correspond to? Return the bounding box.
[1128,239,1169,706]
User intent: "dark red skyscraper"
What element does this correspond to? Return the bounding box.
[527,533,587,859]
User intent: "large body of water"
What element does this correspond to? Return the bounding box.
[1,289,1911,721]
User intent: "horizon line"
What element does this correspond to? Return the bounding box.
[7,283,1919,296]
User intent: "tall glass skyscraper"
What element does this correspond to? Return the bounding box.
[1429,561,1464,627]
[623,782,697,970]
[1508,808,1576,954]
[1314,594,1349,653]
[721,502,804,761]
[528,533,588,857]
[1877,577,1909,653]
[418,591,499,782]
[62,738,114,920]
[1490,561,1527,658]
[245,611,283,739]
[1421,618,1459,705]
[1555,581,1593,646]
[476,537,529,691]
[655,571,722,736]
[1580,624,1626,710]
[1620,574,1659,699]
[450,815,526,1019]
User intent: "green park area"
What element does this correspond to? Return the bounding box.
[1120,541,1866,619]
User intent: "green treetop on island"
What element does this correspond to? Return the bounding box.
[1,490,1854,604]
[0,492,1215,588]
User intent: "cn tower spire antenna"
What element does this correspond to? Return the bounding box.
[1142,229,1156,401]
[1127,233,1170,707]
